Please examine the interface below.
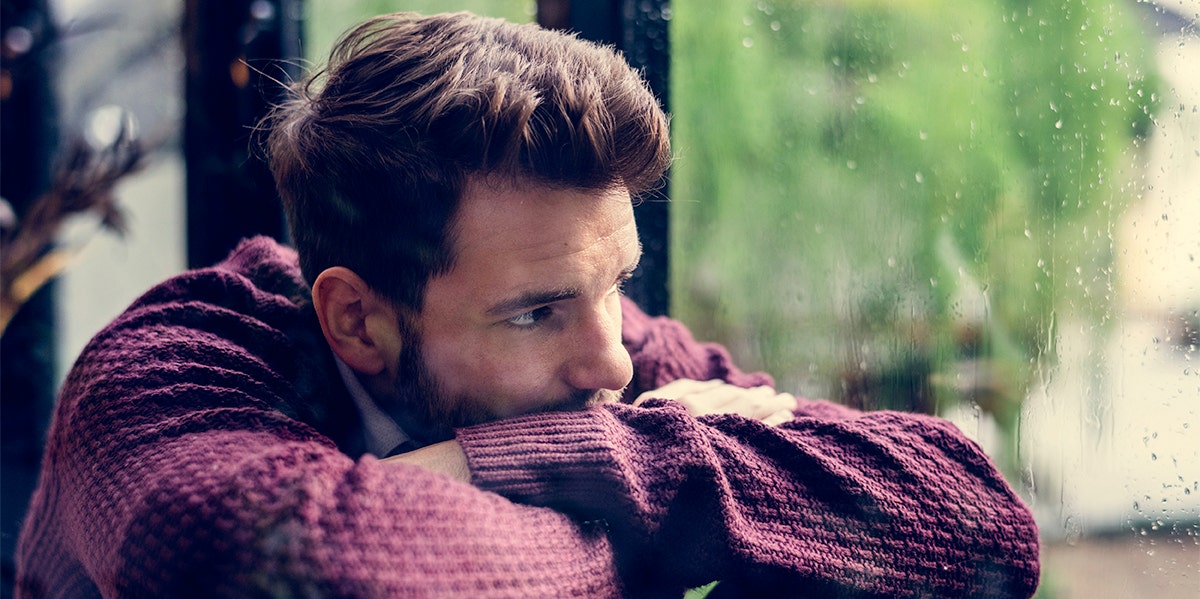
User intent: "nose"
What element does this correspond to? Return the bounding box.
[563,300,633,393]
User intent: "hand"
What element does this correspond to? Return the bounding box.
[635,378,796,426]
[381,439,471,483]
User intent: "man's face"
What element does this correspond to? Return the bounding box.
[387,178,640,440]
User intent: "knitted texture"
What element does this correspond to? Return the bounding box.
[16,237,1039,597]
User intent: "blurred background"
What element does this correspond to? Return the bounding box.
[1,0,1196,597]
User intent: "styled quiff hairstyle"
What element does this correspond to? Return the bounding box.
[266,12,672,311]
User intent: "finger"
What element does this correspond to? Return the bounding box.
[634,378,723,405]
[668,383,761,414]
[714,386,779,418]
[758,392,797,418]
[682,385,775,418]
[733,390,798,420]
[761,408,795,427]
[757,392,797,420]
[776,392,798,410]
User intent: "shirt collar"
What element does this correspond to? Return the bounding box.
[333,354,411,457]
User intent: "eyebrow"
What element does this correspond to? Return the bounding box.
[626,243,644,275]
[486,286,582,317]
[485,245,643,317]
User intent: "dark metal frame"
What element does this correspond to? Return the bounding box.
[183,0,302,268]
[1,0,58,590]
[538,0,673,316]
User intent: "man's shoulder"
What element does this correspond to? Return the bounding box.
[216,236,304,290]
[62,235,350,442]
[70,236,313,379]
[120,236,307,321]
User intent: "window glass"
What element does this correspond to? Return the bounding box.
[52,0,187,377]
[671,0,1198,595]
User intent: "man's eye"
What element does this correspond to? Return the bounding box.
[614,273,633,295]
[506,306,552,328]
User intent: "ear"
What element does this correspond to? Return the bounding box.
[311,267,404,376]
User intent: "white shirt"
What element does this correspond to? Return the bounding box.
[333,355,412,457]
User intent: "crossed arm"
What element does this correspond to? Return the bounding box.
[388,377,800,484]
[387,380,1040,597]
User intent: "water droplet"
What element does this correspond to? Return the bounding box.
[1064,515,1082,545]
[915,172,924,183]
[1055,119,1064,129]
[742,37,754,48]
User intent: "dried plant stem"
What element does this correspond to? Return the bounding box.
[0,248,75,333]
[0,117,150,336]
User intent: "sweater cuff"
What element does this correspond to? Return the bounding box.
[456,408,624,506]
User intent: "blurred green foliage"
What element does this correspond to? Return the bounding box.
[669,0,1159,439]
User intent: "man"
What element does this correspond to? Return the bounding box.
[16,12,1039,598]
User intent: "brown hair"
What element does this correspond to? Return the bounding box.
[265,12,671,311]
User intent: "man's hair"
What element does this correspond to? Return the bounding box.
[265,12,672,311]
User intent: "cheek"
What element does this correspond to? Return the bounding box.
[423,332,558,401]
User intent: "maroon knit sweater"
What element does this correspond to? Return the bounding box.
[16,237,1039,598]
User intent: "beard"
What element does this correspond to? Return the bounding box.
[381,323,621,446]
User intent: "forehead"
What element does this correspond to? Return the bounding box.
[451,178,636,260]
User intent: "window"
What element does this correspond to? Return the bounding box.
[670,1,1198,596]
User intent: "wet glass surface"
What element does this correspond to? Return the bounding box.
[669,1,1198,596]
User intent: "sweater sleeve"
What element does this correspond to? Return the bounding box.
[454,298,1041,598]
[16,261,624,597]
